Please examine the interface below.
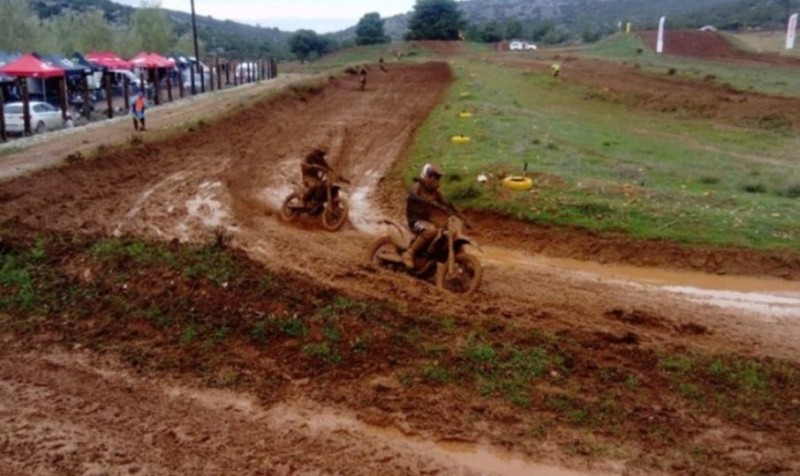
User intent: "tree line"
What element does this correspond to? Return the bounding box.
[1,0,195,58]
[1,0,288,60]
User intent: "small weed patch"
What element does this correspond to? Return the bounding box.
[742,183,767,194]
[778,183,800,199]
[278,315,307,337]
[180,323,199,344]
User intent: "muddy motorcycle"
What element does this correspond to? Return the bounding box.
[367,215,482,294]
[280,172,350,231]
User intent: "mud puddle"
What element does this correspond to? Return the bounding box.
[482,246,800,318]
[168,383,608,475]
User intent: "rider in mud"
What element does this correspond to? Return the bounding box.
[359,66,368,90]
[402,164,463,269]
[301,148,333,206]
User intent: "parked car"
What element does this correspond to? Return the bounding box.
[509,40,537,51]
[235,62,259,82]
[181,68,212,92]
[3,101,64,135]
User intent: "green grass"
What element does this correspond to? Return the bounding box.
[585,34,800,97]
[405,52,800,251]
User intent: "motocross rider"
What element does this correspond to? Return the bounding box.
[301,148,333,206]
[402,164,463,269]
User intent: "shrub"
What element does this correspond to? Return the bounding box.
[778,183,800,199]
[742,183,767,194]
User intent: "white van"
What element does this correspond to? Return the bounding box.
[108,70,143,89]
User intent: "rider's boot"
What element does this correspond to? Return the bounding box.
[402,235,426,269]
[301,187,313,207]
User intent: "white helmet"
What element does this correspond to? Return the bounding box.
[420,163,431,178]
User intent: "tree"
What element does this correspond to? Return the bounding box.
[505,20,523,40]
[406,0,465,41]
[289,30,335,61]
[37,13,80,54]
[0,0,41,52]
[80,11,115,53]
[131,0,174,53]
[355,12,389,45]
[174,31,204,57]
[480,22,504,43]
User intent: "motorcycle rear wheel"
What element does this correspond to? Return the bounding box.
[322,197,349,231]
[436,253,482,294]
[280,193,302,221]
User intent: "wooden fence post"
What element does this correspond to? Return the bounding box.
[105,73,113,119]
[123,78,130,111]
[21,79,31,135]
[82,75,91,119]
[216,57,221,90]
[0,88,6,142]
[58,77,68,121]
[153,69,161,106]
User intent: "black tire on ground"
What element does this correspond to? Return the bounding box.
[34,121,46,134]
[436,253,482,294]
[321,197,348,231]
[280,193,302,221]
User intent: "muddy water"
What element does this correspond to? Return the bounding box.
[167,384,607,475]
[482,246,800,319]
[265,402,608,476]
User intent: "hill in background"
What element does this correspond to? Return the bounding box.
[28,0,798,56]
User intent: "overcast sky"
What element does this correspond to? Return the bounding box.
[115,0,417,33]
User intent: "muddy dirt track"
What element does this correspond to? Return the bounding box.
[1,61,799,474]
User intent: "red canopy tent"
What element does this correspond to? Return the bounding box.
[129,52,175,69]
[85,51,131,70]
[0,53,64,78]
[0,53,66,137]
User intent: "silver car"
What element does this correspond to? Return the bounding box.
[3,101,63,135]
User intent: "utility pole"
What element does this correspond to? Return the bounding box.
[190,0,204,94]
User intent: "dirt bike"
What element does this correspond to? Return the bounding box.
[280,171,350,231]
[367,215,482,294]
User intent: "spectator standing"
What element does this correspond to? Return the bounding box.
[131,91,147,131]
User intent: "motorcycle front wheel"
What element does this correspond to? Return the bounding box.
[436,253,482,294]
[367,236,401,270]
[322,197,349,231]
[280,193,302,221]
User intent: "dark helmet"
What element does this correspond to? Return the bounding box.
[306,147,327,163]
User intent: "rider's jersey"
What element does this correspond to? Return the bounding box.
[406,178,450,229]
[302,151,331,181]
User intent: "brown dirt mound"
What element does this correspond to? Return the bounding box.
[416,40,468,56]
[469,211,800,280]
[640,29,800,66]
